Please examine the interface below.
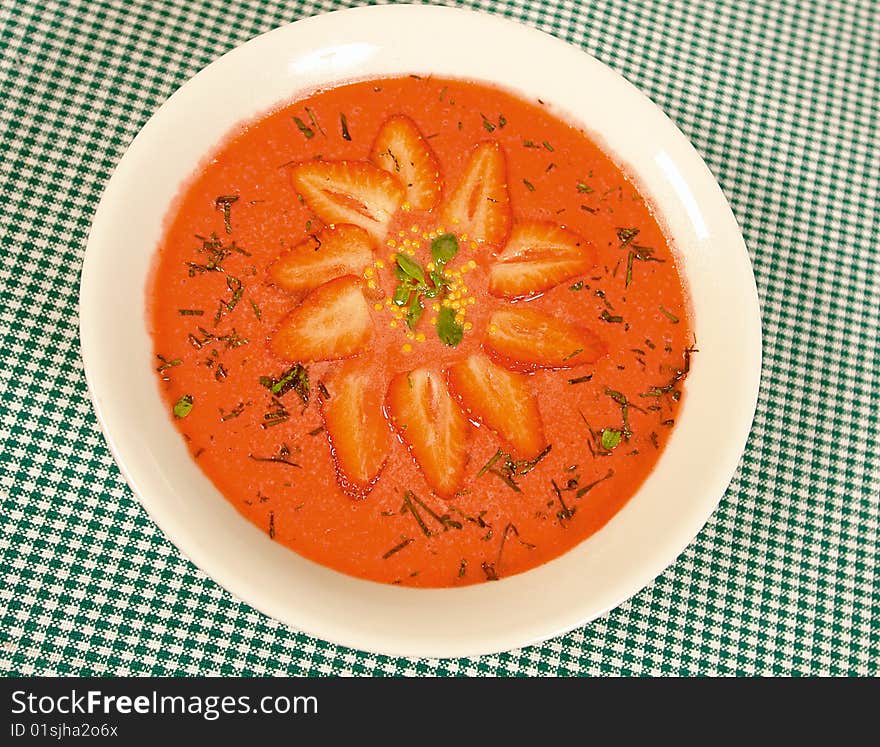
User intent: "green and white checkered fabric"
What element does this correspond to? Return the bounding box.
[1,0,876,676]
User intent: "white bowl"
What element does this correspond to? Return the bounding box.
[80,4,761,657]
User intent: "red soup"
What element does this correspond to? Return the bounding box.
[149,76,693,587]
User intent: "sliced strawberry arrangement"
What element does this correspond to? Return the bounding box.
[488,221,597,299]
[322,360,390,498]
[386,368,469,496]
[268,224,375,293]
[485,308,607,372]
[370,115,442,211]
[271,275,372,363]
[290,160,404,243]
[447,353,545,459]
[440,141,511,246]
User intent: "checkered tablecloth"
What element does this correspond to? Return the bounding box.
[1,0,876,676]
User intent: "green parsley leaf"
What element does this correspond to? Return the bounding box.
[395,253,425,284]
[600,428,622,450]
[393,283,412,306]
[436,306,464,347]
[430,233,459,264]
[406,294,424,330]
[173,395,194,419]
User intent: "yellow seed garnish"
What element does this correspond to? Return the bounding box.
[387,239,397,248]
[464,322,473,331]
[410,224,419,233]
[467,260,477,269]
[415,332,426,342]
[402,201,412,211]
[390,320,398,329]
[398,230,406,238]
[430,316,437,324]
[490,325,498,333]
[402,343,412,353]
[367,280,376,290]
[376,259,385,268]
[364,266,375,278]
[373,303,383,311]
[432,303,440,312]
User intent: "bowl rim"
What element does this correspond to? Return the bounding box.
[79,3,762,658]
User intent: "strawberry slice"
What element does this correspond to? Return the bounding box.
[322,360,390,498]
[271,275,372,363]
[386,368,469,496]
[488,221,597,299]
[268,224,375,293]
[485,308,606,372]
[370,115,442,211]
[447,353,545,459]
[290,160,404,243]
[440,141,511,245]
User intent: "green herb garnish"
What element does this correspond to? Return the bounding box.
[219,401,247,421]
[156,355,182,373]
[436,306,464,347]
[214,195,239,234]
[392,239,465,346]
[406,293,424,331]
[248,453,301,468]
[293,116,315,139]
[392,283,412,307]
[395,252,425,283]
[575,469,615,498]
[600,310,624,323]
[173,395,193,419]
[600,428,622,450]
[478,449,503,478]
[617,227,639,246]
[551,480,576,523]
[340,112,351,141]
[261,364,309,405]
[577,181,593,193]
[430,233,459,264]
[382,537,414,560]
[249,299,262,321]
[480,113,496,132]
[305,107,325,136]
[659,305,680,323]
[523,179,535,192]
[568,374,593,385]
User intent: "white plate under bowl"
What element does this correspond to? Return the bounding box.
[80,4,761,658]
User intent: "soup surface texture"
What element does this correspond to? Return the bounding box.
[150,76,692,587]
